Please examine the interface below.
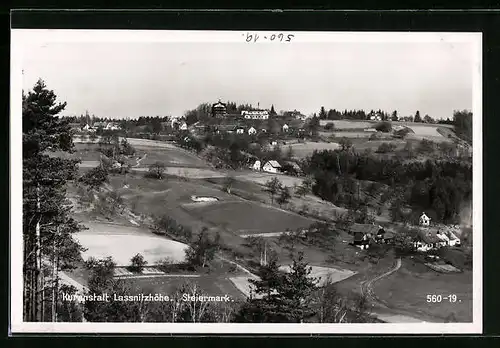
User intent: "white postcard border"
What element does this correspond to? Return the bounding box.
[10,29,483,334]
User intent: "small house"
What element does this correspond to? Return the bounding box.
[375,229,395,244]
[179,122,188,131]
[419,212,431,227]
[262,160,281,174]
[248,127,257,135]
[349,224,385,249]
[282,124,290,132]
[236,127,245,134]
[251,160,261,171]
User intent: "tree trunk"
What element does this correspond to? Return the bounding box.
[51,228,58,322]
[35,184,42,321]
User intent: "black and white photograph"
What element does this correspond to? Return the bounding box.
[10,29,482,334]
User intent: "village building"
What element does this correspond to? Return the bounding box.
[248,126,257,135]
[251,160,262,171]
[242,110,270,120]
[419,212,431,227]
[348,223,385,249]
[236,127,245,134]
[282,123,290,132]
[375,229,395,245]
[179,122,188,131]
[212,100,227,118]
[262,160,281,174]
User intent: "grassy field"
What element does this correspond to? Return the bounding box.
[319,120,374,129]
[183,200,317,235]
[372,259,473,322]
[288,141,340,158]
[234,171,304,188]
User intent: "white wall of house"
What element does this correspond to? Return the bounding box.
[252,160,261,171]
[262,162,279,174]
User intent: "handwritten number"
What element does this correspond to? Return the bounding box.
[245,32,294,43]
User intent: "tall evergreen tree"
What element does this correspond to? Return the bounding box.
[235,252,318,323]
[414,110,422,123]
[23,79,84,322]
[270,104,277,116]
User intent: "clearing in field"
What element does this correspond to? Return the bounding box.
[319,120,374,129]
[183,200,316,235]
[288,142,340,158]
[235,172,303,188]
[74,222,189,266]
[279,265,356,286]
[230,265,356,298]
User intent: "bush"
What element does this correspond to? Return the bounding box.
[324,122,335,131]
[79,165,109,189]
[376,142,397,153]
[393,127,412,139]
[375,121,392,133]
[145,161,166,179]
[128,253,147,273]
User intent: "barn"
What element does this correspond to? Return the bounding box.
[348,223,385,249]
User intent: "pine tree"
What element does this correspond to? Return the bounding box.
[23,79,84,322]
[235,252,318,323]
[270,104,277,116]
[414,110,422,123]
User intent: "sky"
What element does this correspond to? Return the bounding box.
[21,39,475,120]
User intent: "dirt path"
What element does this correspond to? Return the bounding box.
[359,258,443,323]
[360,258,401,301]
[134,153,147,167]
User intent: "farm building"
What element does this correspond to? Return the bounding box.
[413,227,460,252]
[413,229,446,252]
[375,229,395,244]
[262,160,282,174]
[348,224,385,249]
[419,212,431,227]
[250,160,262,171]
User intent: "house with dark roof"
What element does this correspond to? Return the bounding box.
[348,223,385,249]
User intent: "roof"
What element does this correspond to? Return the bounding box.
[416,229,442,244]
[212,101,226,108]
[382,231,395,239]
[266,160,281,168]
[349,223,382,235]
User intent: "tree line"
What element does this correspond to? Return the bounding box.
[304,149,472,224]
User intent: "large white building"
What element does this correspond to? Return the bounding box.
[242,110,270,120]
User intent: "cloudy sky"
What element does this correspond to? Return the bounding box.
[21,38,475,120]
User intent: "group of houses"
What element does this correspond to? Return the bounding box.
[81,122,121,132]
[214,123,291,136]
[348,213,461,252]
[250,159,282,174]
[210,99,307,121]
